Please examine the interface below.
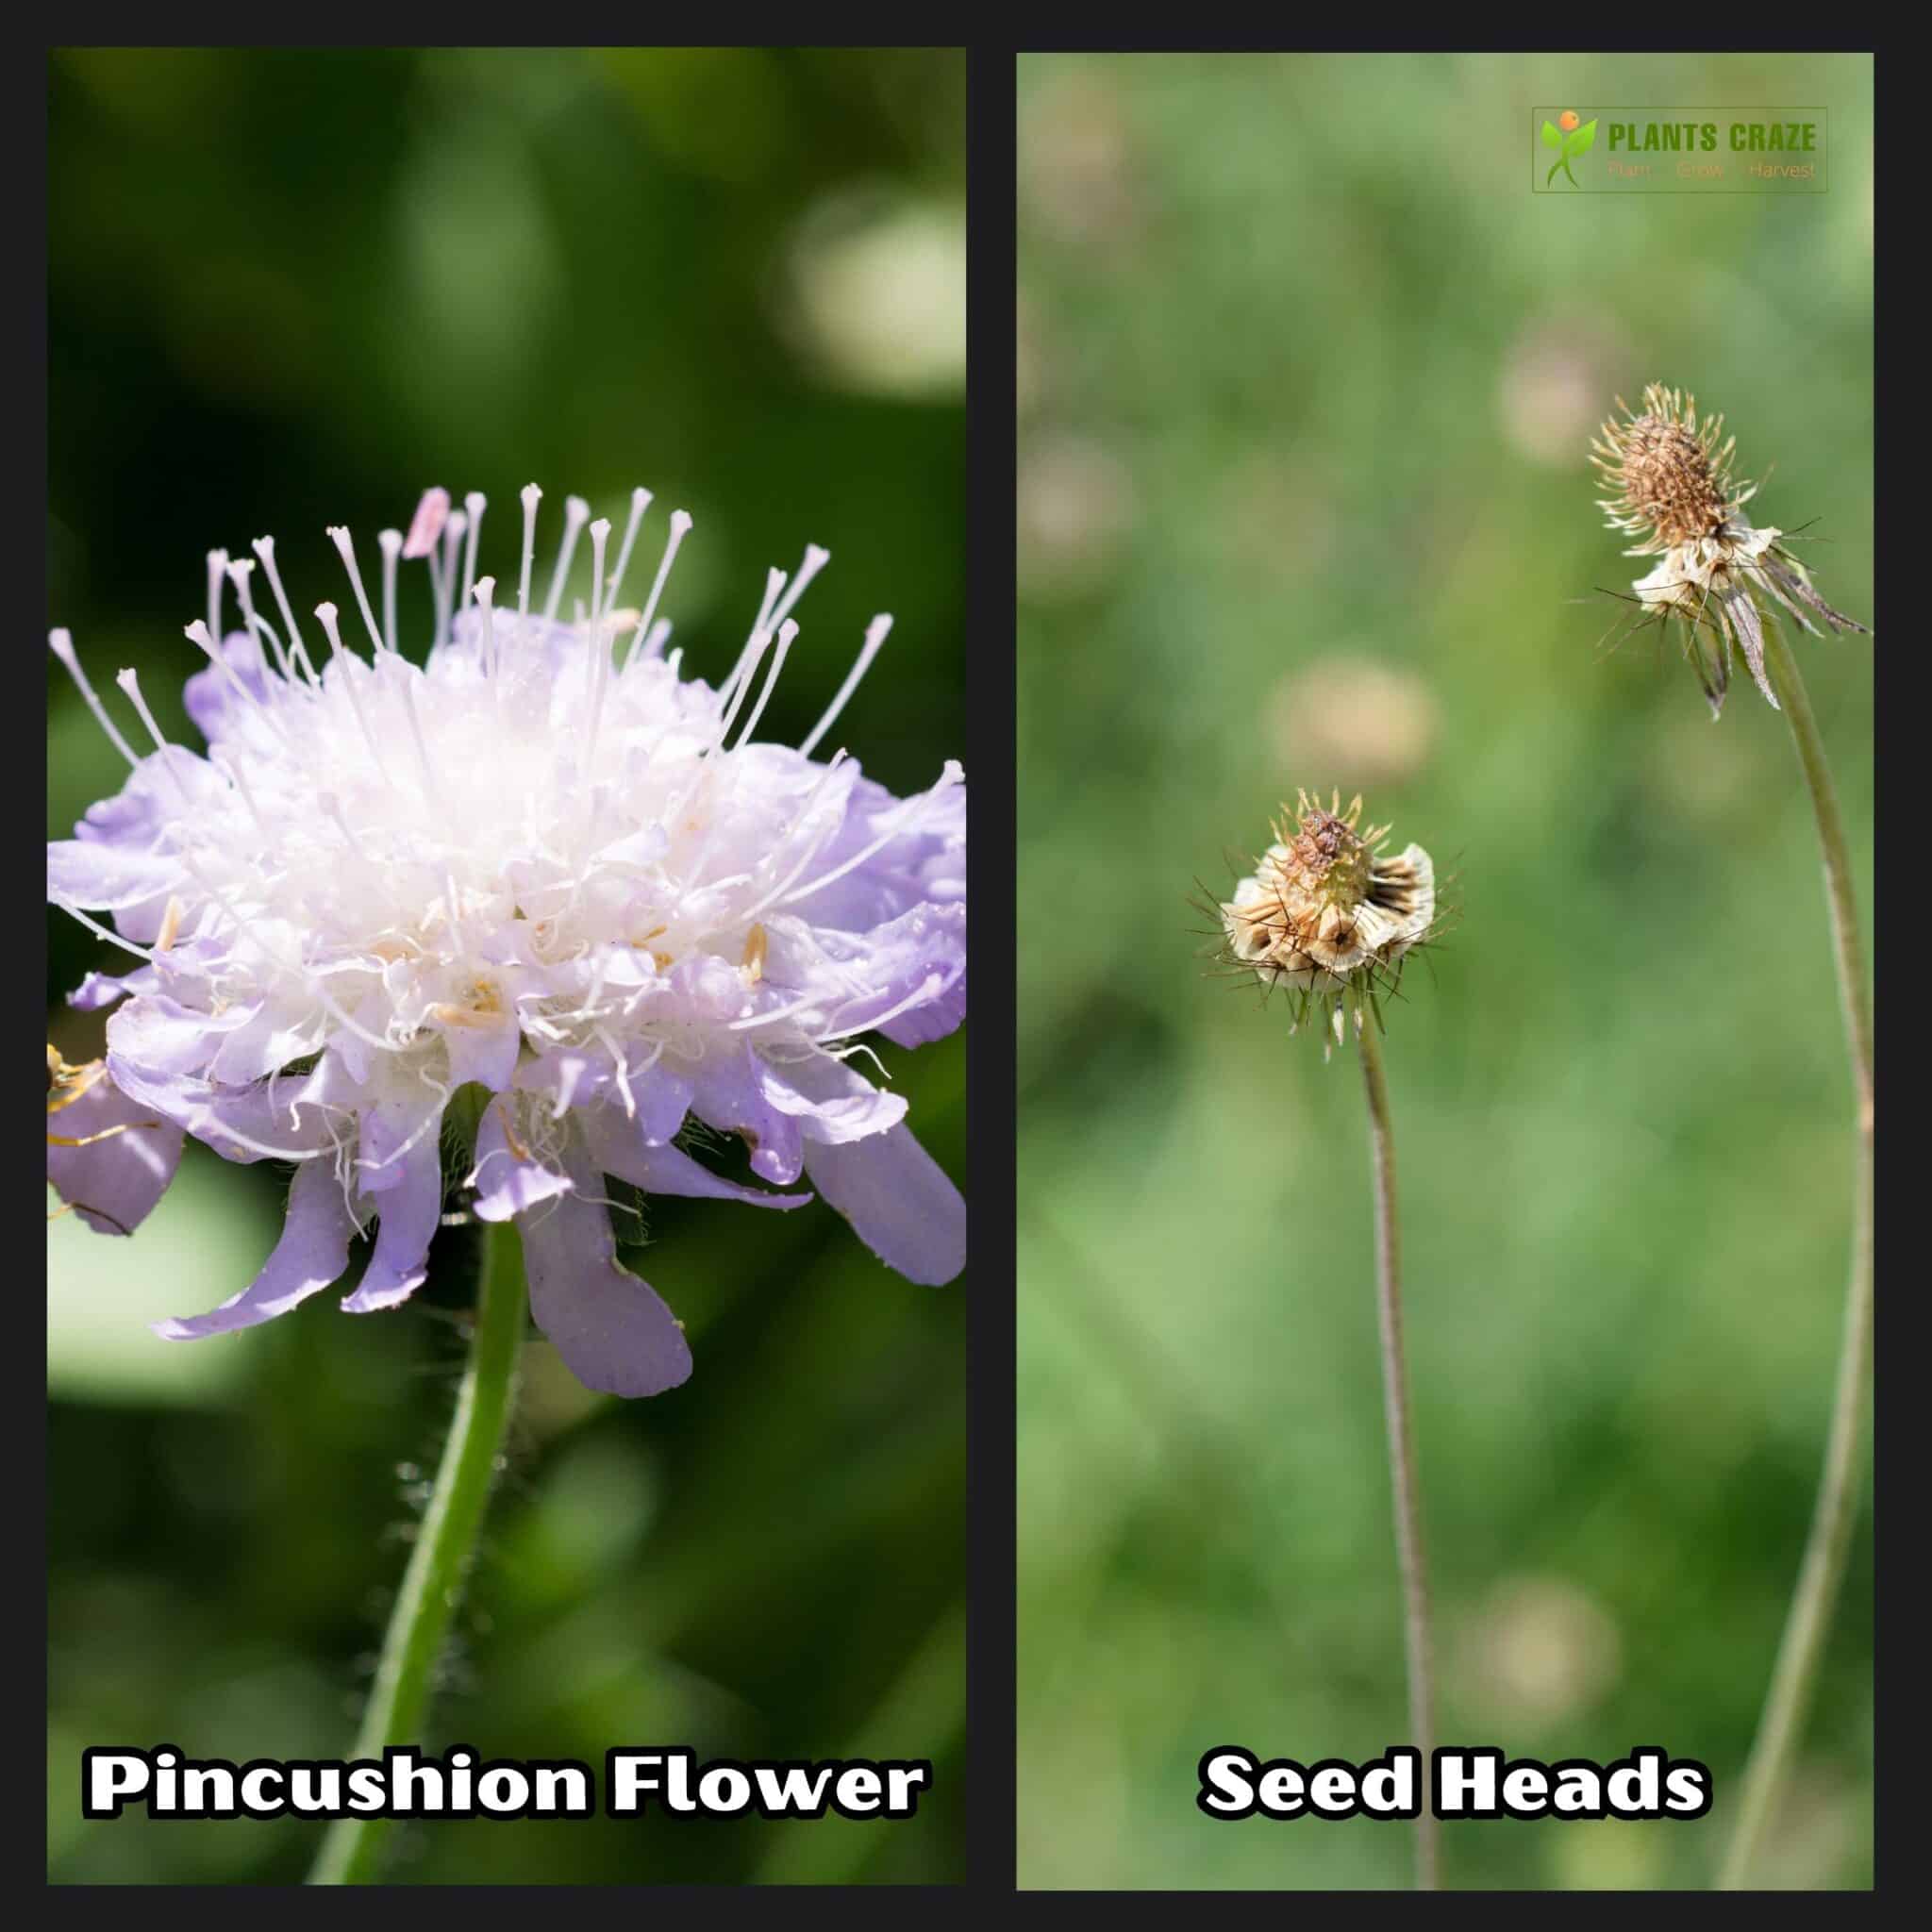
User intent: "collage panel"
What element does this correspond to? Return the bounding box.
[46,45,968,1888]
[1016,49,1873,1893]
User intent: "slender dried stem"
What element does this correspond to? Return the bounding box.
[1719,624,1874,1890]
[1357,1011,1440,1890]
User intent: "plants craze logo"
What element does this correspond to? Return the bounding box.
[1541,111,1597,188]
[1530,108,1827,194]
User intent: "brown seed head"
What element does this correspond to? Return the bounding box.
[1275,797,1376,916]
[1614,410,1724,544]
[1591,382,1746,552]
[1220,790,1433,1004]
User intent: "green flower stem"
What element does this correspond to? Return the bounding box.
[1357,1011,1440,1891]
[1719,626,1874,1890]
[308,1219,528,1886]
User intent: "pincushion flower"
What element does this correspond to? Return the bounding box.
[1591,382,1870,716]
[48,482,966,1397]
[1218,791,1435,1041]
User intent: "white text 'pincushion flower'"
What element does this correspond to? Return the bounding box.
[48,483,966,1396]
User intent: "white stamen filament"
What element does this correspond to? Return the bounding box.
[251,536,320,683]
[580,521,615,787]
[327,527,388,655]
[312,602,391,781]
[473,576,498,681]
[378,529,402,655]
[722,569,788,704]
[712,627,773,755]
[438,508,467,648]
[113,669,196,810]
[606,487,652,608]
[225,558,289,680]
[799,615,893,758]
[770,543,830,632]
[206,551,228,658]
[461,492,486,611]
[517,483,542,625]
[52,894,158,961]
[628,508,691,662]
[543,494,591,625]
[48,630,141,767]
[727,988,828,1032]
[733,618,798,751]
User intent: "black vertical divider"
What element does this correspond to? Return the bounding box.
[963,43,1019,1898]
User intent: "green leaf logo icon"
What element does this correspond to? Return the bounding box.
[1544,112,1594,188]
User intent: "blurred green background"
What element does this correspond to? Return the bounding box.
[1017,53,1872,1890]
[48,47,964,1885]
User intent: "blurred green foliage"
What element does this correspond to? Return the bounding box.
[1017,53,1872,1890]
[48,46,964,1885]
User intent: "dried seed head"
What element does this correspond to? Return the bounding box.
[1611,411,1721,542]
[1591,383,1751,552]
[1217,790,1436,1038]
[1588,382,1871,717]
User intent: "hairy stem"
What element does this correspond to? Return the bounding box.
[308,1219,527,1885]
[1719,625,1874,1890]
[1357,1010,1440,1890]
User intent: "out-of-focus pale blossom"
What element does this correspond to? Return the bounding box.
[1266,656,1438,792]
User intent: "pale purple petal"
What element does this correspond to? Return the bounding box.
[154,1158,358,1338]
[782,765,966,932]
[518,1139,693,1397]
[581,1104,810,1210]
[47,1065,185,1238]
[48,838,180,914]
[107,993,258,1079]
[802,1123,964,1286]
[760,1049,908,1145]
[515,1045,623,1119]
[688,1045,804,1184]
[787,901,965,1049]
[441,1013,522,1092]
[519,1047,693,1144]
[356,1088,447,1196]
[105,1052,344,1165]
[69,966,156,1010]
[205,1003,327,1086]
[625,1064,696,1145]
[469,1104,574,1222]
[340,1135,442,1312]
[70,748,222,848]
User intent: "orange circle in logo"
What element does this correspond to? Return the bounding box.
[1558,110,1580,132]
